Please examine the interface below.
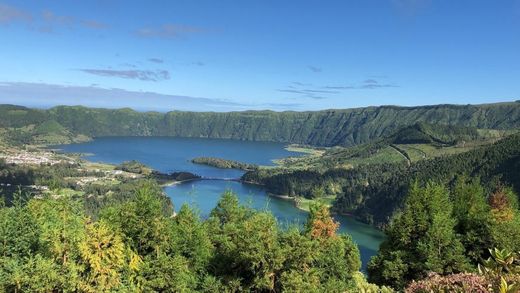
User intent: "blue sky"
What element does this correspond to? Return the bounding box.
[0,0,519,111]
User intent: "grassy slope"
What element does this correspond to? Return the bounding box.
[275,123,511,171]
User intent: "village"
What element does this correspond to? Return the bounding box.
[0,146,145,197]
[0,149,74,166]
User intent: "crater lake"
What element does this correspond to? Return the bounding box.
[55,136,385,269]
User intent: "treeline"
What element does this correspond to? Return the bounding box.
[191,157,258,171]
[2,102,520,146]
[1,180,518,292]
[243,133,520,227]
[370,180,520,291]
[0,185,392,292]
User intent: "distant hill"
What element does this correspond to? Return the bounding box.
[1,102,520,147]
[0,104,48,128]
[387,122,481,145]
[0,105,88,145]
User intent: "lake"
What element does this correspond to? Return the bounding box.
[56,136,384,269]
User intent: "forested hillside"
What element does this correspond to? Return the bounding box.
[2,102,520,146]
[272,122,508,170]
[243,132,520,227]
[343,131,520,225]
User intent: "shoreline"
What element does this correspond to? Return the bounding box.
[267,192,309,212]
[162,177,245,187]
[267,192,360,221]
[39,139,373,227]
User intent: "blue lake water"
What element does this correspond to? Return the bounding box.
[56,136,384,269]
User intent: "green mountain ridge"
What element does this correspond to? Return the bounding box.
[2,102,520,147]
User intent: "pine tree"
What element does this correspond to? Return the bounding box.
[451,177,494,264]
[368,182,470,289]
[207,192,283,291]
[171,204,213,273]
[78,221,126,292]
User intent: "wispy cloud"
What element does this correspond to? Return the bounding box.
[0,82,247,112]
[0,3,32,25]
[39,9,74,32]
[119,63,137,68]
[40,10,108,32]
[324,79,399,90]
[277,89,330,100]
[78,69,170,81]
[135,24,205,39]
[292,82,312,86]
[302,89,339,94]
[307,95,327,100]
[359,83,398,89]
[308,65,322,73]
[0,4,107,31]
[277,89,305,94]
[279,82,336,99]
[323,86,355,90]
[279,78,399,100]
[42,10,74,26]
[148,58,164,64]
[81,19,108,30]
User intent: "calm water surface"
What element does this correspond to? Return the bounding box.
[58,136,298,178]
[57,136,384,269]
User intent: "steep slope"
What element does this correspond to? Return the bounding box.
[2,102,520,147]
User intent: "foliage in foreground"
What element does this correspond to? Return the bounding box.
[406,248,520,293]
[368,180,520,291]
[0,185,390,292]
